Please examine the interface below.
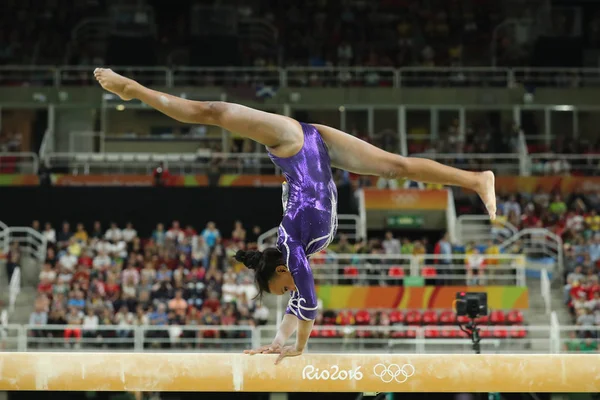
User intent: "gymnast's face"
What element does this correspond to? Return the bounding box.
[269,265,297,295]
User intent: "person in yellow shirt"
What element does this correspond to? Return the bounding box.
[585,210,600,232]
[485,240,500,265]
[73,223,88,243]
[412,240,426,256]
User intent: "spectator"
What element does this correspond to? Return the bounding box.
[167,221,184,243]
[6,241,21,282]
[435,233,453,284]
[42,222,56,245]
[231,221,246,244]
[105,222,122,242]
[153,223,166,246]
[382,231,401,258]
[57,222,73,249]
[122,222,138,243]
[168,290,188,317]
[73,223,88,243]
[90,221,103,239]
[201,222,221,250]
[82,308,99,340]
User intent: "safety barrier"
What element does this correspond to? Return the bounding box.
[1,321,596,354]
[4,66,600,88]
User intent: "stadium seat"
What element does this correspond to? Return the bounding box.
[343,266,359,277]
[404,310,422,326]
[506,310,524,325]
[424,327,440,338]
[493,329,508,339]
[439,310,456,325]
[388,266,405,277]
[388,310,404,325]
[421,267,437,277]
[354,310,371,325]
[422,310,439,325]
[490,310,506,325]
[509,328,528,339]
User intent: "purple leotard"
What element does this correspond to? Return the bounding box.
[268,122,338,321]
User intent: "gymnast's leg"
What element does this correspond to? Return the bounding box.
[313,124,497,219]
[93,68,304,158]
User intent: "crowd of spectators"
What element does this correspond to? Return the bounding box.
[28,219,270,349]
[489,189,600,345]
[0,0,525,68]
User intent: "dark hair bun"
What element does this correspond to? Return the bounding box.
[235,250,262,270]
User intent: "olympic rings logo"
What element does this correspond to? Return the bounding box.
[372,363,415,383]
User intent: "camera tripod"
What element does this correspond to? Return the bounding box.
[458,317,482,354]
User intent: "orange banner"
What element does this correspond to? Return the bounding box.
[363,188,448,211]
[493,176,600,194]
[218,175,284,187]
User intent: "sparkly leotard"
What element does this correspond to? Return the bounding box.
[268,123,338,321]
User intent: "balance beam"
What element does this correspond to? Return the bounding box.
[0,353,598,392]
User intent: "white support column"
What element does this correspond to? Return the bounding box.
[513,105,521,127]
[573,107,579,139]
[220,92,229,152]
[544,107,552,147]
[430,107,439,139]
[367,106,374,139]
[398,106,407,156]
[339,106,346,132]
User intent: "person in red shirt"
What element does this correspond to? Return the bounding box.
[520,204,540,229]
[335,310,355,326]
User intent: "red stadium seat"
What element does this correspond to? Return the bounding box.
[424,327,440,338]
[356,330,374,338]
[355,310,371,326]
[404,310,422,326]
[509,328,527,339]
[456,315,470,324]
[320,329,340,338]
[493,329,508,339]
[390,330,405,338]
[422,310,439,325]
[421,267,437,277]
[439,310,456,325]
[343,266,359,277]
[310,329,321,338]
[405,328,417,338]
[388,266,405,277]
[479,328,493,338]
[388,310,405,325]
[506,310,524,325]
[475,314,489,324]
[490,310,506,325]
[440,328,459,338]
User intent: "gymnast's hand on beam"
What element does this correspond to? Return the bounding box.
[274,346,303,365]
[243,343,282,355]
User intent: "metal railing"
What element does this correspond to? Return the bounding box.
[498,228,563,274]
[456,214,519,245]
[412,153,525,175]
[5,66,600,88]
[258,214,364,250]
[540,268,551,316]
[0,152,39,174]
[2,320,595,354]
[8,267,20,314]
[0,221,48,265]
[44,152,281,175]
[35,151,600,178]
[309,253,527,287]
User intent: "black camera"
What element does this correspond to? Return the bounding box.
[455,292,488,319]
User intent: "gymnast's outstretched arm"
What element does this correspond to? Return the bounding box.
[93,68,303,158]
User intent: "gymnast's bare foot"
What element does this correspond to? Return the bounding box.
[476,170,496,220]
[93,68,136,101]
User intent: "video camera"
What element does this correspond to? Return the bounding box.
[455,291,488,319]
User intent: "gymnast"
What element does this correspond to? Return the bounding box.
[94,68,496,364]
